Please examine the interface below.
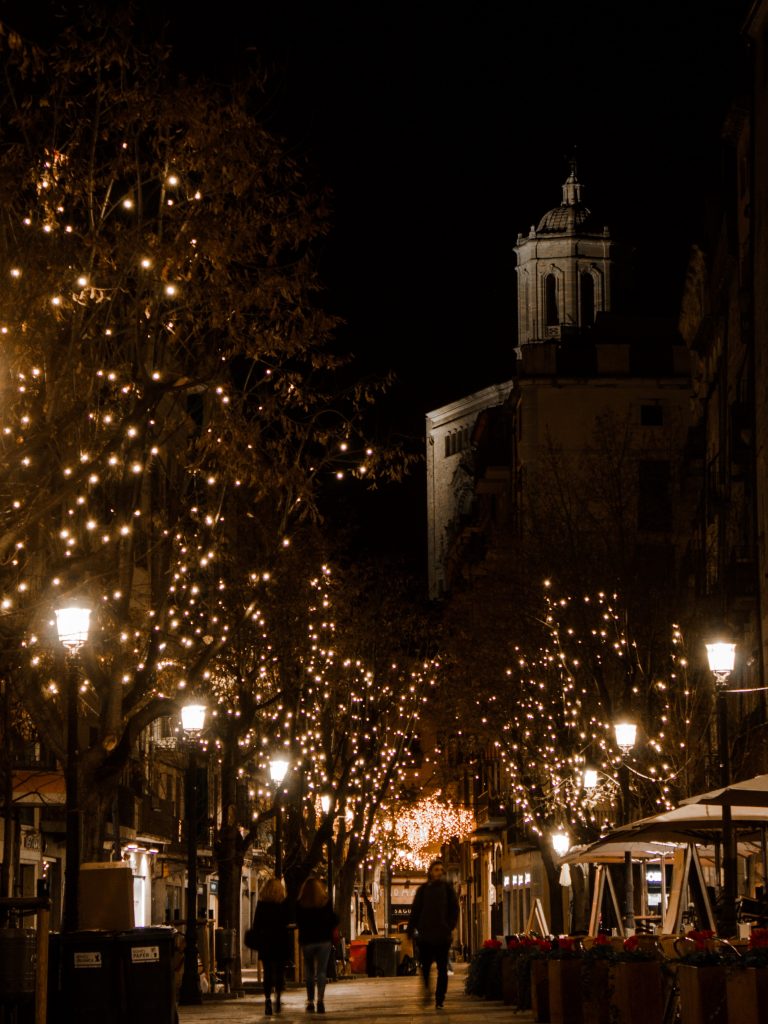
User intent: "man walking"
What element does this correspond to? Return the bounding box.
[406,860,459,1010]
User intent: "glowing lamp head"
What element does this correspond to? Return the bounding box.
[551,830,570,857]
[614,721,637,754]
[269,757,290,784]
[320,794,331,815]
[180,702,207,735]
[55,604,91,651]
[706,641,736,679]
[582,768,599,790]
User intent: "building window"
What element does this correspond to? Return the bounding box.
[638,460,672,532]
[545,274,558,326]
[444,427,470,458]
[580,272,595,326]
[640,404,663,426]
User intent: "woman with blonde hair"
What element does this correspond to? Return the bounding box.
[248,876,291,1015]
[295,877,339,1014]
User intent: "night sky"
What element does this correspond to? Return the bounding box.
[159,0,745,420]
[1,1,751,565]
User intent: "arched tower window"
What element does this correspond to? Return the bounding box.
[545,274,558,326]
[580,272,595,326]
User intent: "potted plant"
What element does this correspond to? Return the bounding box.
[509,935,547,1011]
[673,930,738,1024]
[465,938,504,1000]
[725,928,768,1024]
[547,937,584,1024]
[580,934,614,1024]
[504,935,534,1005]
[609,934,665,1024]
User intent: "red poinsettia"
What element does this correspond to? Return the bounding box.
[686,929,715,952]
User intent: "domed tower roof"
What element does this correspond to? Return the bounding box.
[535,162,596,234]
[514,160,613,347]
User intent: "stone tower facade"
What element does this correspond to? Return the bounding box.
[514,164,613,345]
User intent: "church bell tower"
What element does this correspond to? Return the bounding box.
[514,163,613,346]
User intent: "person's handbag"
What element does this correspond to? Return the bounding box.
[244,927,259,951]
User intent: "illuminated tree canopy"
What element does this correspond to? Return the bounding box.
[0,17,404,857]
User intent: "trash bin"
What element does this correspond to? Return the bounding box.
[214,927,237,964]
[366,937,401,977]
[60,930,120,1024]
[0,928,36,1024]
[349,938,369,974]
[117,927,177,1024]
[0,928,37,995]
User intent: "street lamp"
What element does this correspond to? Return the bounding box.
[269,756,290,879]
[320,793,335,898]
[582,768,599,790]
[706,638,738,937]
[55,602,91,934]
[614,721,637,756]
[178,700,207,1006]
[551,830,570,858]
[613,718,637,931]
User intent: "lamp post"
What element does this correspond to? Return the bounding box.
[178,701,207,1006]
[320,794,334,903]
[269,757,289,879]
[706,639,738,938]
[614,720,637,932]
[55,602,91,934]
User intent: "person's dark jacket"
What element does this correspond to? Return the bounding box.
[251,899,292,962]
[406,879,459,945]
[295,901,339,945]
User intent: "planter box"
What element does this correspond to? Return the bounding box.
[531,958,550,1023]
[677,964,727,1024]
[549,958,583,1024]
[581,959,611,1024]
[501,953,519,1005]
[610,962,664,1024]
[726,966,768,1024]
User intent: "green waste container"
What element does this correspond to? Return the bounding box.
[0,928,36,1024]
[117,927,177,1024]
[61,931,120,1024]
[0,928,37,995]
[366,937,400,977]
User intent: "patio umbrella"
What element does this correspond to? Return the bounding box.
[679,773,768,808]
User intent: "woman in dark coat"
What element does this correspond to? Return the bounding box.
[295,877,339,1014]
[250,876,292,1015]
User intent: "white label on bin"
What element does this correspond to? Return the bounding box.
[74,952,102,968]
[131,946,160,963]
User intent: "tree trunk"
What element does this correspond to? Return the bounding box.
[0,679,13,920]
[335,859,357,940]
[81,781,111,863]
[216,743,245,995]
[540,840,564,935]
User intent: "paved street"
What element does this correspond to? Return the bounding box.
[178,965,532,1023]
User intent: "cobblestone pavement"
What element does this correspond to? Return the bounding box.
[178,964,533,1023]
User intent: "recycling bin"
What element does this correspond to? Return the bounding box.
[0,928,36,1024]
[366,937,401,977]
[117,927,177,1024]
[0,928,37,995]
[60,931,120,1024]
[349,938,370,974]
[214,927,237,964]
